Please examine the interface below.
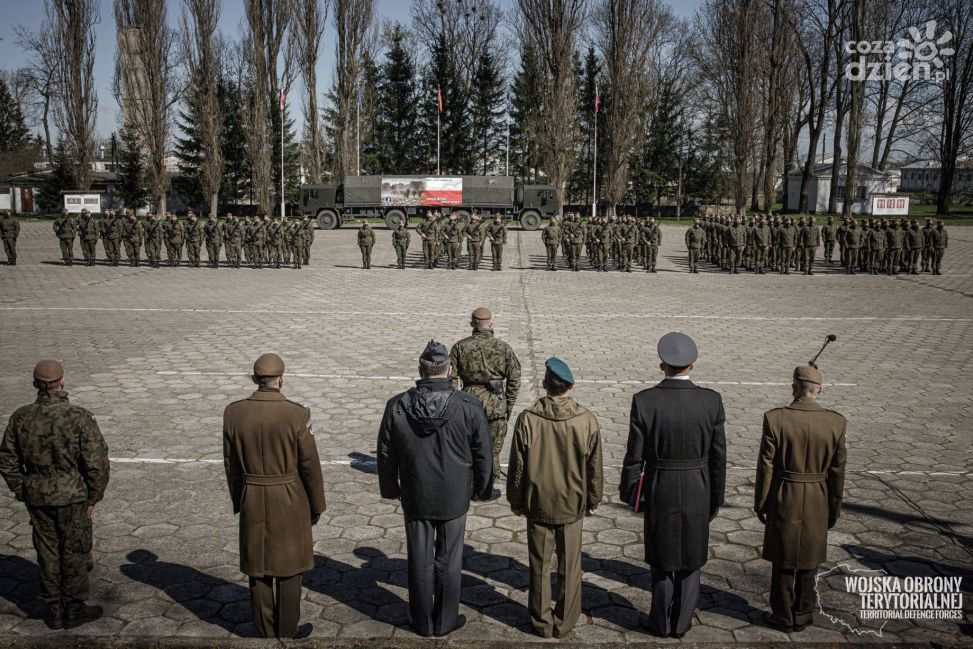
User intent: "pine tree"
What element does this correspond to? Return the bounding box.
[271,98,301,210]
[509,41,543,183]
[116,126,151,211]
[376,24,420,174]
[219,77,250,205]
[173,90,205,210]
[631,83,683,206]
[0,76,40,182]
[358,51,382,175]
[468,50,506,176]
[419,31,470,175]
[567,47,605,206]
[37,140,74,211]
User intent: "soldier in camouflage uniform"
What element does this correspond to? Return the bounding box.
[53,209,77,265]
[392,221,410,269]
[302,215,315,265]
[444,213,465,270]
[143,213,163,268]
[542,217,561,270]
[267,216,284,268]
[121,211,144,267]
[642,217,661,272]
[223,213,243,269]
[358,221,375,269]
[417,214,435,269]
[486,214,507,271]
[289,220,305,269]
[752,215,768,274]
[450,307,522,479]
[0,210,19,265]
[79,210,99,266]
[821,217,836,263]
[164,213,185,267]
[100,210,123,266]
[727,216,746,274]
[466,213,484,270]
[568,214,585,271]
[0,360,110,630]
[204,213,223,268]
[183,212,203,267]
[685,219,704,273]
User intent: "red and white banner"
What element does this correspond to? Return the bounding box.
[870,195,909,215]
[381,177,463,207]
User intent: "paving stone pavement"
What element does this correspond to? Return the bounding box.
[0,221,971,645]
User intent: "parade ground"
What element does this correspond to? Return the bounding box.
[0,220,971,645]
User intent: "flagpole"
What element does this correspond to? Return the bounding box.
[505,120,510,177]
[437,84,442,175]
[280,91,285,218]
[356,85,361,176]
[592,86,598,219]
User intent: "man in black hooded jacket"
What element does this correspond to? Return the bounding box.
[377,340,493,637]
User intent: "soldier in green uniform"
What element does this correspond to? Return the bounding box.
[100,210,123,266]
[358,220,375,269]
[821,217,836,263]
[223,213,243,269]
[777,217,796,275]
[121,211,144,267]
[392,221,410,269]
[835,217,848,268]
[444,213,465,270]
[450,307,522,480]
[183,212,203,267]
[243,217,257,267]
[595,217,613,272]
[164,213,184,266]
[843,219,862,274]
[465,214,483,270]
[143,213,163,268]
[620,216,639,272]
[685,219,704,273]
[280,216,291,265]
[803,216,820,275]
[727,216,746,274]
[435,213,448,267]
[920,217,934,272]
[302,215,315,265]
[542,217,561,271]
[53,209,77,265]
[79,210,99,265]
[930,219,948,275]
[204,213,223,268]
[289,220,305,269]
[884,219,904,276]
[767,216,780,272]
[0,209,19,265]
[486,214,506,271]
[267,216,283,268]
[905,219,923,275]
[752,215,768,274]
[865,221,884,275]
[0,360,110,630]
[568,214,585,272]
[254,216,268,269]
[417,214,434,269]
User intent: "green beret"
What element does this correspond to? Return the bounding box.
[545,357,574,385]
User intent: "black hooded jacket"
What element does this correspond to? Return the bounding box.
[377,378,493,520]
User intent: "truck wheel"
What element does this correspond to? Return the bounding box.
[455,210,471,227]
[385,209,407,230]
[317,209,340,230]
[519,210,541,230]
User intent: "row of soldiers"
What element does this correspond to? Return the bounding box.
[543,213,664,272]
[50,210,316,269]
[412,211,510,270]
[684,214,950,275]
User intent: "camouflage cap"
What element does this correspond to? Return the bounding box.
[253,353,285,377]
[472,306,492,321]
[33,359,64,382]
[793,364,822,385]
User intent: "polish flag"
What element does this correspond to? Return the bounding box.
[595,86,600,113]
[280,90,285,112]
[437,85,443,113]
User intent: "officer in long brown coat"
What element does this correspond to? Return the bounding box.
[754,365,846,633]
[223,353,326,639]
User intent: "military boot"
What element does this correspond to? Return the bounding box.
[43,601,63,630]
[63,600,102,629]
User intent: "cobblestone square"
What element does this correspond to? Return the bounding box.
[1,221,971,644]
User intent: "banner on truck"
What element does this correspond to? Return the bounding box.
[381,176,463,207]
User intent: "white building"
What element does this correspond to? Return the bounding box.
[785,163,898,214]
[898,159,973,193]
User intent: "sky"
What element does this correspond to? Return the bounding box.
[0,0,704,142]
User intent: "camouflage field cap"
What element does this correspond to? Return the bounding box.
[253,353,285,377]
[33,360,64,382]
[793,365,822,385]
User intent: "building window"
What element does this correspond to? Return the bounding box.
[836,185,845,199]
[857,186,867,200]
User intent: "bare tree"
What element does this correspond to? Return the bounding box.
[827,1,851,214]
[115,0,180,214]
[934,0,973,214]
[695,0,759,212]
[515,0,588,208]
[47,0,99,190]
[13,21,59,161]
[331,0,375,180]
[843,0,867,218]
[181,0,223,216]
[294,0,328,183]
[243,0,292,212]
[594,0,674,211]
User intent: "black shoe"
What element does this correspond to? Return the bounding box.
[293,623,313,639]
[671,630,688,639]
[436,615,466,637]
[762,612,792,633]
[43,602,63,630]
[63,601,102,629]
[638,618,668,638]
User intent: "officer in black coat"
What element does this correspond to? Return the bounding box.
[619,332,727,638]
[377,340,494,638]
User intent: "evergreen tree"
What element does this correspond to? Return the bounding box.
[376,24,420,174]
[418,31,470,175]
[271,98,301,210]
[509,41,543,183]
[116,126,151,211]
[173,90,205,210]
[37,140,74,211]
[219,77,251,206]
[631,83,684,206]
[358,51,382,175]
[0,76,40,182]
[468,50,506,176]
[567,47,605,207]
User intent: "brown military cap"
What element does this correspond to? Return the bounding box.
[471,306,492,321]
[793,365,822,385]
[253,353,285,377]
[33,359,64,382]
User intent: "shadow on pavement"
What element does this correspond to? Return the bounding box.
[0,554,43,618]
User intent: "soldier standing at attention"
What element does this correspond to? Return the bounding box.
[165,213,185,267]
[79,210,99,266]
[752,216,768,274]
[844,219,862,274]
[280,216,291,265]
[865,221,884,275]
[223,353,325,639]
[184,212,204,268]
[920,217,934,272]
[486,214,507,271]
[450,307,522,482]
[885,219,904,276]
[53,209,77,266]
[466,213,484,270]
[358,220,375,269]
[906,219,923,275]
[392,221,410,269]
[755,365,846,633]
[930,219,948,275]
[685,219,704,273]
[444,213,465,270]
[204,213,223,268]
[542,217,561,271]
[0,209,19,264]
[821,217,836,263]
[143,213,163,268]
[507,358,603,640]
[267,216,283,268]
[417,214,434,269]
[619,333,726,639]
[289,220,305,269]
[302,215,315,266]
[121,211,144,267]
[224,213,243,269]
[101,210,123,266]
[0,360,110,630]
[727,216,745,274]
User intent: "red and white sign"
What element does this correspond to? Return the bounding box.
[870,194,909,216]
[380,177,463,207]
[64,193,102,214]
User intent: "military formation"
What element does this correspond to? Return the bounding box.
[47,209,316,269]
[686,214,950,275]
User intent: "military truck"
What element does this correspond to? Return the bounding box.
[299,175,559,230]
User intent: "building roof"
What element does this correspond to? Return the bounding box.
[787,162,894,180]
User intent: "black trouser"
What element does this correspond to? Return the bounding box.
[27,503,93,604]
[648,568,699,635]
[404,513,466,636]
[248,573,302,638]
[769,565,816,628]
